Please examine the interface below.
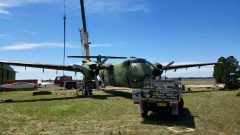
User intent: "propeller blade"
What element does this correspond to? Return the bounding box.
[99,58,109,66]
[163,61,174,69]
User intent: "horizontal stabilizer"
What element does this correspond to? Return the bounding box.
[68,56,128,59]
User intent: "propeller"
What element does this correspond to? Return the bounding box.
[147,61,175,77]
[99,57,109,66]
[163,61,174,70]
[69,55,127,90]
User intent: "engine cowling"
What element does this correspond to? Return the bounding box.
[152,63,163,77]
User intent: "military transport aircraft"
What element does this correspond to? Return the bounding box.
[0,0,219,95]
[0,57,218,94]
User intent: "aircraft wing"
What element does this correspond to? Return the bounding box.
[0,61,82,72]
[163,62,219,71]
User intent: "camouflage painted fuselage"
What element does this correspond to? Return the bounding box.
[99,58,155,88]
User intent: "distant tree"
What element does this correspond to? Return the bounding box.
[213,57,226,83]
[213,56,239,83]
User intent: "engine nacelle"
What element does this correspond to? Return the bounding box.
[152,63,163,77]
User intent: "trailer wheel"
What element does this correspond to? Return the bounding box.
[179,98,184,109]
[172,115,179,120]
[141,110,148,118]
[65,83,73,89]
[140,102,148,118]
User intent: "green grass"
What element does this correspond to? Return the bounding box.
[181,78,216,85]
[0,88,239,135]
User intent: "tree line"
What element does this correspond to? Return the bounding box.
[214,56,240,84]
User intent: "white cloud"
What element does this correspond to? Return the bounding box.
[15,67,83,80]
[161,61,215,77]
[167,66,213,74]
[0,0,55,14]
[90,43,113,48]
[0,0,149,15]
[165,68,214,78]
[0,42,78,50]
[0,33,9,37]
[90,42,126,48]
[0,42,125,50]
[64,0,149,13]
[0,0,55,7]
[85,0,149,13]
[0,9,9,14]
[22,30,38,35]
[13,65,83,80]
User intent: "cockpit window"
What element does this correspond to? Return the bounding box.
[131,58,146,63]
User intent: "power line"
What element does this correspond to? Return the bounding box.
[63,0,67,75]
[63,15,66,65]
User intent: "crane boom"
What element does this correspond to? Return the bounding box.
[80,0,87,32]
[79,0,90,59]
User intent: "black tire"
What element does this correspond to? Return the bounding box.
[83,89,88,96]
[172,115,179,120]
[141,110,148,118]
[65,84,72,89]
[179,98,184,109]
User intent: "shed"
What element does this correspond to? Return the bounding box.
[0,65,16,85]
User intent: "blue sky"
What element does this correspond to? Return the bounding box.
[0,0,239,80]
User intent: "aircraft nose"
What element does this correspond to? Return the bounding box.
[130,63,152,79]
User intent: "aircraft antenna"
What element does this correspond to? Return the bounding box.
[63,0,67,75]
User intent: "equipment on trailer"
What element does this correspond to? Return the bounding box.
[54,76,81,89]
[132,79,183,118]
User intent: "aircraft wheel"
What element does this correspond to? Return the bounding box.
[141,110,148,118]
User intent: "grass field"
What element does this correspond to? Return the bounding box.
[181,78,216,85]
[0,88,240,135]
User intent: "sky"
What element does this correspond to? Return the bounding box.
[0,0,239,80]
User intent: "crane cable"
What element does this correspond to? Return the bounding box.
[63,0,66,75]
